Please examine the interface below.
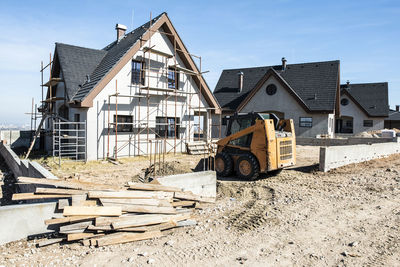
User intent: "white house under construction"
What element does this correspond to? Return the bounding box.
[41,12,221,161]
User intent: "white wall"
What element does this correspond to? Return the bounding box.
[238,76,333,137]
[339,95,384,134]
[85,30,210,160]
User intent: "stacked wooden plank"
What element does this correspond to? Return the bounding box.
[13,177,215,247]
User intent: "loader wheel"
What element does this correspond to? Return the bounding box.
[236,154,260,181]
[215,152,233,177]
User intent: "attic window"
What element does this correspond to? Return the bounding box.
[266,84,277,95]
[341,98,349,106]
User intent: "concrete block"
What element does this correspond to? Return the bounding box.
[29,161,58,179]
[0,202,58,245]
[319,142,400,172]
[154,171,216,198]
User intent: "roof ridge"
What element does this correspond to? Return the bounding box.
[340,82,387,86]
[56,42,104,52]
[221,60,340,72]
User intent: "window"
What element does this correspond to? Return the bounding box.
[346,120,353,128]
[363,120,373,127]
[341,98,349,106]
[113,115,133,132]
[229,133,253,147]
[156,117,180,138]
[299,117,312,127]
[266,84,277,95]
[132,60,145,85]
[168,68,179,89]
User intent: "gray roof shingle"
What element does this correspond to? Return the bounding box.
[53,13,165,102]
[213,60,340,112]
[387,110,400,120]
[341,82,389,117]
[71,12,165,101]
[55,43,106,101]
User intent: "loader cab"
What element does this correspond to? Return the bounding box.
[226,112,280,136]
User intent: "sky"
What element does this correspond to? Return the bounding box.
[0,0,399,126]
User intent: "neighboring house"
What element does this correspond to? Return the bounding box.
[384,106,400,129]
[212,59,340,138]
[337,82,389,134]
[212,59,390,138]
[43,12,220,160]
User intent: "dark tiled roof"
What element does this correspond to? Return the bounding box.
[56,43,106,101]
[214,60,340,112]
[65,12,165,101]
[341,82,389,117]
[387,109,400,120]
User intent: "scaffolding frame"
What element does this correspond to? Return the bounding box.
[105,12,222,164]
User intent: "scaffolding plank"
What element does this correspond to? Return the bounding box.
[142,46,173,58]
[140,86,175,92]
[43,78,63,87]
[170,64,198,75]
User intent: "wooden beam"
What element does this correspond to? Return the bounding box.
[17,177,122,191]
[101,203,177,214]
[88,191,174,200]
[127,182,181,192]
[95,231,163,246]
[58,199,70,210]
[112,213,192,229]
[63,206,122,216]
[99,198,171,207]
[12,193,71,201]
[174,191,216,203]
[121,221,177,232]
[36,187,87,195]
[59,221,92,232]
[171,201,195,207]
[45,216,97,225]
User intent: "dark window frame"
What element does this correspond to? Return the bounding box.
[363,120,373,127]
[299,117,312,128]
[168,68,179,89]
[155,116,180,139]
[131,60,145,85]
[113,115,133,132]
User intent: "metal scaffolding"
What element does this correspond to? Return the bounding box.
[105,12,222,163]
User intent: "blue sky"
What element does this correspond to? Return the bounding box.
[0,0,399,125]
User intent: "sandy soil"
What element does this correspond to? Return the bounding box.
[1,146,399,266]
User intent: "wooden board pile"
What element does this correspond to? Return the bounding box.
[13,177,215,247]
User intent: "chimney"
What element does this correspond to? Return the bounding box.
[238,71,244,93]
[281,57,287,71]
[396,105,400,112]
[346,80,350,87]
[116,24,127,41]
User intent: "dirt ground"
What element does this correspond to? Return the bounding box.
[1,145,399,266]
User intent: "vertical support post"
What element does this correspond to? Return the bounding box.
[107,96,110,159]
[115,80,118,160]
[85,119,88,162]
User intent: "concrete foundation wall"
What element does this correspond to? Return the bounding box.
[0,202,58,245]
[319,139,400,172]
[297,137,398,146]
[0,130,39,149]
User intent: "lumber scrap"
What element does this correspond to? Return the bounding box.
[174,191,216,203]
[45,216,97,225]
[17,177,122,191]
[112,213,192,229]
[88,191,174,200]
[59,221,92,232]
[99,198,171,207]
[63,206,122,217]
[100,203,177,214]
[81,234,106,246]
[36,187,87,195]
[67,233,96,242]
[121,221,177,232]
[127,182,182,192]
[171,201,195,207]
[12,193,71,201]
[37,238,64,247]
[95,231,163,247]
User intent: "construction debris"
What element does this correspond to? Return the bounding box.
[13,176,215,247]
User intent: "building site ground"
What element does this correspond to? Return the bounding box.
[0,145,399,266]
